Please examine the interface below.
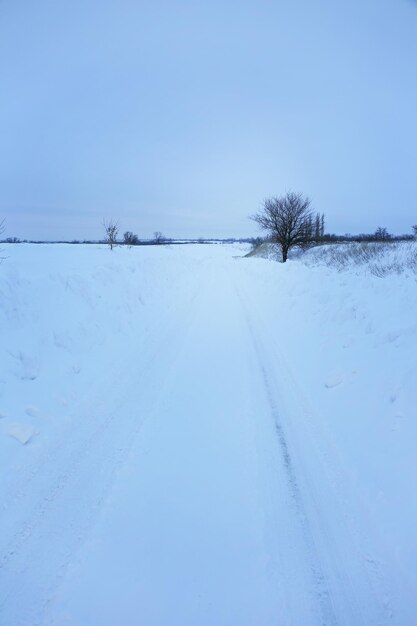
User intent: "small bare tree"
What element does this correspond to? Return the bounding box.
[374,227,392,241]
[251,192,314,262]
[103,219,119,250]
[153,231,165,245]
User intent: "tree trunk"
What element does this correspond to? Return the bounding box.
[282,246,288,262]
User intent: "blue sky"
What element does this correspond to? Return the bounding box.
[0,0,416,240]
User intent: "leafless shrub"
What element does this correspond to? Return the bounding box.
[249,236,265,251]
[374,227,392,241]
[123,231,139,247]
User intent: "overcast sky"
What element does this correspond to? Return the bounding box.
[1,0,416,240]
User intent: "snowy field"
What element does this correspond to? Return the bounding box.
[0,242,416,625]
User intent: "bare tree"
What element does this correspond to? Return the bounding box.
[153,231,165,245]
[313,212,325,242]
[103,219,119,250]
[251,192,314,262]
[412,225,417,239]
[320,213,325,238]
[123,231,139,247]
[314,213,321,242]
[374,227,392,241]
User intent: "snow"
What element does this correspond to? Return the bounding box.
[6,422,37,445]
[0,242,416,625]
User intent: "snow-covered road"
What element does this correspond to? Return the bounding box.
[1,244,416,625]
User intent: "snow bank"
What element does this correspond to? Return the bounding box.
[244,245,417,585]
[251,240,417,277]
[299,240,417,277]
[0,243,215,468]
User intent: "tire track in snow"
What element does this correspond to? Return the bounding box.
[235,271,394,626]
[237,287,339,626]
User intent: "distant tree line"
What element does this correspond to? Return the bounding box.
[1,212,416,255]
[320,227,416,244]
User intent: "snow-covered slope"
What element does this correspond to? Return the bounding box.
[251,239,417,277]
[0,243,416,625]
[245,245,417,610]
[0,244,202,470]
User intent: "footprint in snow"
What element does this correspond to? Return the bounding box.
[9,351,40,380]
[324,373,344,388]
[391,414,404,432]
